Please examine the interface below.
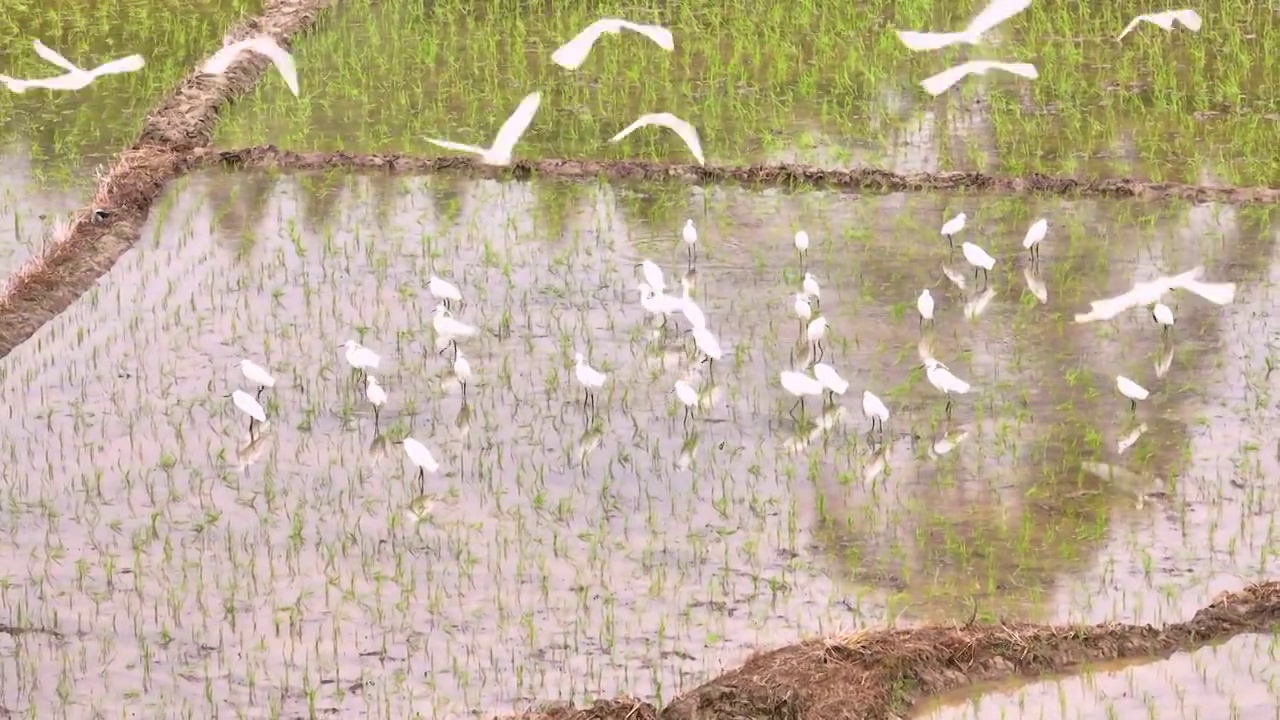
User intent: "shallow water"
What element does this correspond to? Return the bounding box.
[0,147,93,277]
[0,169,1276,716]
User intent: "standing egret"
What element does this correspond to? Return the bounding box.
[201,35,298,96]
[401,437,439,492]
[923,357,971,416]
[1118,9,1202,40]
[636,259,666,294]
[674,380,700,428]
[779,370,825,419]
[920,60,1039,97]
[638,282,683,327]
[806,316,828,362]
[803,273,821,309]
[574,352,608,416]
[682,219,698,264]
[862,390,890,436]
[426,91,541,166]
[691,325,723,375]
[231,389,267,440]
[237,359,275,398]
[1116,375,1149,412]
[793,293,813,334]
[1,39,144,94]
[794,230,810,267]
[429,274,463,310]
[432,304,478,359]
[551,18,674,70]
[679,288,707,332]
[895,0,1032,51]
[365,375,388,427]
[1152,303,1175,336]
[917,289,935,328]
[454,350,472,398]
[813,362,849,404]
[961,241,996,288]
[1023,218,1047,262]
[941,213,966,249]
[341,340,381,381]
[610,112,705,165]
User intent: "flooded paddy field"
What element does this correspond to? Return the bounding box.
[0,169,1277,717]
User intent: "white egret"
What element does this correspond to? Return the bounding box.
[201,35,298,95]
[895,0,1032,51]
[813,362,849,403]
[941,213,966,248]
[610,112,705,165]
[691,326,723,374]
[779,370,825,418]
[1023,218,1047,262]
[637,259,666,294]
[429,274,463,310]
[923,357,971,416]
[551,18,674,70]
[453,351,472,397]
[341,340,381,380]
[682,219,698,263]
[917,289,935,328]
[237,359,275,398]
[920,61,1039,97]
[1074,266,1235,323]
[1117,375,1149,412]
[231,389,267,440]
[365,376,388,426]
[806,316,828,362]
[401,437,440,491]
[793,292,813,330]
[639,282,683,327]
[961,241,996,287]
[674,379,700,427]
[803,272,821,309]
[794,230,810,266]
[432,304,478,358]
[426,91,541,166]
[0,40,144,93]
[678,282,707,332]
[1152,302,1175,335]
[862,390,890,436]
[574,352,608,415]
[1118,9,1202,40]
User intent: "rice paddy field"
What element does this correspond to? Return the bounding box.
[0,0,1278,718]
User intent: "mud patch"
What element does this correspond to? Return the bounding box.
[0,0,332,360]
[499,582,1280,720]
[193,146,1280,205]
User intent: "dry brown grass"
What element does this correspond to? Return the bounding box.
[495,581,1280,720]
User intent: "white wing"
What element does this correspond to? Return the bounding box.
[14,73,93,91]
[964,0,1034,38]
[551,19,617,69]
[920,60,1037,96]
[1118,9,1202,40]
[615,21,675,51]
[895,30,971,52]
[201,40,248,75]
[489,91,542,157]
[610,112,705,164]
[31,40,82,73]
[243,37,299,96]
[88,54,145,78]
[424,138,490,156]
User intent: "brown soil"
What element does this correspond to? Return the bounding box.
[193,146,1280,204]
[0,0,331,360]
[500,581,1280,720]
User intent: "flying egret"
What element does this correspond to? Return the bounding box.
[682,219,698,264]
[1074,266,1235,323]
[691,325,723,374]
[920,61,1039,97]
[1118,9,1202,40]
[917,289,935,328]
[574,352,608,416]
[231,389,267,440]
[610,112,705,165]
[429,274,463,310]
[201,35,298,96]
[401,437,439,491]
[551,18,674,70]
[806,316,828,362]
[779,370,825,418]
[941,213,966,249]
[237,359,275,398]
[895,0,1032,51]
[674,379,700,428]
[636,259,666,294]
[812,362,849,403]
[432,304,478,358]
[0,40,144,94]
[453,350,472,398]
[962,241,996,287]
[341,340,381,381]
[1117,375,1149,412]
[923,357,971,416]
[365,376,388,427]
[794,230,810,266]
[1023,218,1047,262]
[426,91,541,166]
[1152,303,1175,336]
[862,390,890,436]
[803,273,821,309]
